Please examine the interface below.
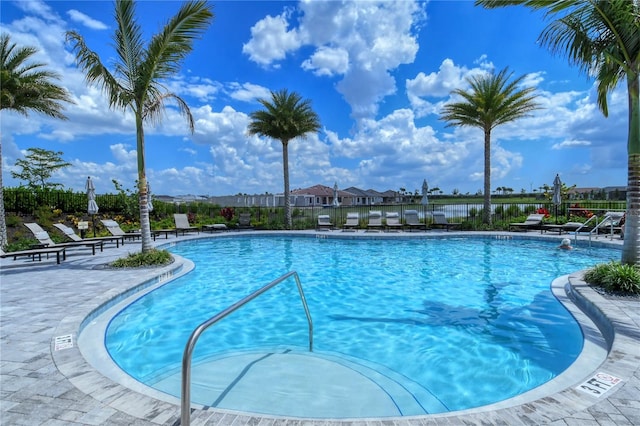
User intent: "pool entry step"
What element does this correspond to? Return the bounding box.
[152,350,448,418]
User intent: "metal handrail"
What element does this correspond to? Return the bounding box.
[180,271,313,426]
[571,214,598,245]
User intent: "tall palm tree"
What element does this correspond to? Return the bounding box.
[66,0,213,253]
[440,67,540,224]
[247,89,321,229]
[0,33,73,249]
[477,0,639,264]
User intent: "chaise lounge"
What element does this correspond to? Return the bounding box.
[316,215,333,231]
[404,210,427,231]
[384,212,403,232]
[101,219,142,241]
[366,211,383,232]
[53,223,124,247]
[174,213,200,236]
[342,212,359,231]
[0,246,66,264]
[508,214,546,232]
[24,223,103,255]
[431,212,461,231]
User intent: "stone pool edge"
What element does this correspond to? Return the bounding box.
[50,231,640,425]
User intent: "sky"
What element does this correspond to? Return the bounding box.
[0,0,629,197]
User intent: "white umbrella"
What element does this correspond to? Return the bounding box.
[147,183,154,212]
[552,174,562,223]
[421,179,429,205]
[86,176,99,237]
[333,182,340,207]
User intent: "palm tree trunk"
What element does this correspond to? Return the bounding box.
[483,128,492,225]
[621,73,640,264]
[282,140,292,229]
[136,113,153,252]
[0,141,7,249]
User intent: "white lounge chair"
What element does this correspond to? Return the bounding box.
[385,212,403,232]
[53,223,124,247]
[316,215,333,231]
[24,223,103,255]
[431,212,461,231]
[174,213,200,235]
[342,212,359,231]
[404,210,427,231]
[366,211,383,232]
[101,219,142,241]
[508,214,546,232]
[0,246,66,264]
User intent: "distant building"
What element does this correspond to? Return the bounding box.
[290,184,354,206]
[342,187,382,205]
[159,183,627,207]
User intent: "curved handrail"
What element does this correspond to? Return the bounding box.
[180,271,313,426]
[571,214,598,244]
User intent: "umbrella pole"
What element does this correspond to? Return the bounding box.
[555,205,558,224]
[92,215,96,237]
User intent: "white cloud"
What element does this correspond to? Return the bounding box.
[12,0,60,23]
[66,9,108,30]
[406,59,467,99]
[552,140,592,150]
[301,46,349,76]
[242,12,302,67]
[227,82,271,103]
[244,0,426,121]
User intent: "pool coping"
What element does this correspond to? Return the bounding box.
[46,231,640,425]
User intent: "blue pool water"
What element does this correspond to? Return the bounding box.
[104,235,618,418]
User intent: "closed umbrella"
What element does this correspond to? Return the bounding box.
[86,176,99,237]
[421,179,429,205]
[333,182,340,207]
[552,174,562,224]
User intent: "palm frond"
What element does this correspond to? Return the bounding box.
[1,33,73,117]
[144,1,213,83]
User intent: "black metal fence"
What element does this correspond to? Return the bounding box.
[4,188,626,229]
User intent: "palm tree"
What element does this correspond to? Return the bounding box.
[440,67,540,224]
[0,33,73,249]
[477,0,639,264]
[247,89,321,229]
[66,0,213,253]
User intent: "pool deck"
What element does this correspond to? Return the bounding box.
[1,230,639,425]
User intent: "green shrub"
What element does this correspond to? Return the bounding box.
[5,237,40,252]
[5,214,21,228]
[110,249,173,268]
[583,261,640,295]
[506,204,522,217]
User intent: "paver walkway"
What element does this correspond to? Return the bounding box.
[1,231,639,425]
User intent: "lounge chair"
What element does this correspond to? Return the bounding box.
[342,212,359,231]
[595,212,625,235]
[101,219,142,241]
[174,213,200,236]
[404,210,427,231]
[0,246,66,264]
[53,223,124,247]
[366,211,383,232]
[384,212,403,232]
[431,212,461,231]
[508,213,546,232]
[203,223,228,233]
[24,223,103,255]
[316,214,333,231]
[237,213,253,229]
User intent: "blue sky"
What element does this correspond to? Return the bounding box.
[0,0,628,197]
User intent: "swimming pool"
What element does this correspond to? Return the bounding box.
[102,235,618,418]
